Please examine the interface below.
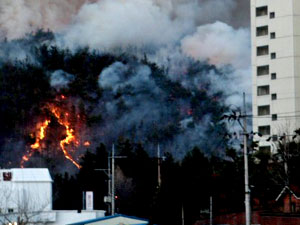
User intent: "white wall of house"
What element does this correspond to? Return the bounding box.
[0,168,106,225]
[54,210,106,225]
[0,168,53,213]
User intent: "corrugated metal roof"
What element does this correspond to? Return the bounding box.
[0,168,52,182]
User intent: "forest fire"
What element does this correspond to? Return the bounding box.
[21,97,89,169]
[49,104,82,169]
[30,120,51,149]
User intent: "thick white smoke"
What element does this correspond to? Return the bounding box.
[0,0,252,161]
[180,21,251,105]
[0,0,96,40]
[50,70,74,90]
[0,0,251,125]
[0,0,249,41]
[58,0,188,51]
[181,22,250,70]
[0,0,251,105]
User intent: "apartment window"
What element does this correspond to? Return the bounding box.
[257,85,270,96]
[256,6,268,17]
[270,32,276,39]
[270,12,275,18]
[257,46,269,56]
[3,172,12,181]
[8,209,13,213]
[257,26,268,36]
[272,114,278,121]
[271,93,277,100]
[272,135,278,141]
[257,65,269,76]
[271,52,276,59]
[258,125,271,135]
[258,105,270,116]
[271,73,276,80]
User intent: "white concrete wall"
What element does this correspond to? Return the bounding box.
[54,210,106,225]
[0,170,52,213]
[251,0,300,142]
[0,169,106,225]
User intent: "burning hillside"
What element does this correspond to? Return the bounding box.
[0,0,250,171]
[0,37,231,170]
[21,94,92,169]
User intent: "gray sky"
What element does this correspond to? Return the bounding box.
[231,0,250,28]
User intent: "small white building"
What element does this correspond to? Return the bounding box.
[67,214,149,225]
[0,168,105,225]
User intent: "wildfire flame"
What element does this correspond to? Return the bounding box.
[21,97,89,169]
[30,120,50,149]
[49,105,81,169]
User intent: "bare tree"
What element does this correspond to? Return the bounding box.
[0,185,52,225]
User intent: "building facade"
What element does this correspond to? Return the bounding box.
[251,0,300,149]
[0,168,105,225]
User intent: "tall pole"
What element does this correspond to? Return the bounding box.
[157,144,161,187]
[243,92,251,225]
[108,154,112,215]
[82,191,85,210]
[181,205,184,225]
[210,196,213,225]
[112,144,115,215]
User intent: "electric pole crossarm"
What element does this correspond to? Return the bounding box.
[111,144,127,215]
[220,94,251,225]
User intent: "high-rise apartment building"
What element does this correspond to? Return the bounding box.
[251,0,300,148]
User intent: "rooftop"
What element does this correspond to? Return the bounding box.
[0,168,52,182]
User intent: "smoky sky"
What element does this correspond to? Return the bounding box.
[0,0,251,169]
[0,0,250,41]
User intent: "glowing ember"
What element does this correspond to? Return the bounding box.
[22,155,29,162]
[187,109,193,115]
[83,141,90,146]
[21,151,34,168]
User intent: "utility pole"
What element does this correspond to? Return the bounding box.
[110,144,126,215]
[221,93,251,224]
[95,144,125,215]
[181,205,184,225]
[243,92,251,225]
[111,144,115,215]
[107,155,111,214]
[157,144,161,187]
[95,154,111,214]
[210,196,213,225]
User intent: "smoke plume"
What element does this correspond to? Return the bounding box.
[50,70,74,90]
[0,0,251,169]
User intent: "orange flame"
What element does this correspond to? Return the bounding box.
[49,105,82,169]
[30,120,50,149]
[22,103,83,169]
[21,150,34,168]
[21,120,50,166]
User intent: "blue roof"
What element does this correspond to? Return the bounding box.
[67,214,149,225]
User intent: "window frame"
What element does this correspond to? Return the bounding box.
[257,85,270,96]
